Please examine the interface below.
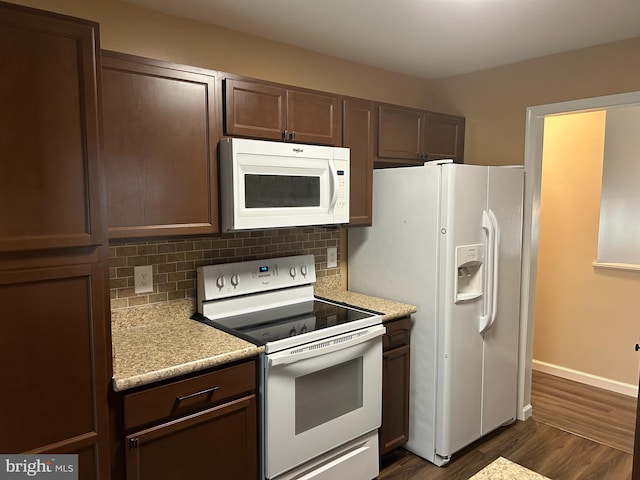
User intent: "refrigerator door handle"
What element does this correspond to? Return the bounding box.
[480,209,500,333]
[487,209,500,332]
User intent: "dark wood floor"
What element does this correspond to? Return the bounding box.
[379,372,636,480]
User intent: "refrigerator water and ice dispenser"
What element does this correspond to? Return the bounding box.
[455,244,484,303]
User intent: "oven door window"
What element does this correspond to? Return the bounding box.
[295,357,363,434]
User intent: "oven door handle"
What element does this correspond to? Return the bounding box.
[268,324,385,367]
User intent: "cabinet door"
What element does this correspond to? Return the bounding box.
[126,396,258,480]
[0,262,110,480]
[102,53,220,238]
[380,344,411,456]
[343,99,374,226]
[287,90,341,145]
[377,105,423,163]
[0,4,103,252]
[424,112,466,163]
[224,78,287,141]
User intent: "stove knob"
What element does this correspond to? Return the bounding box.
[289,267,296,279]
[289,326,297,336]
[215,275,225,290]
[300,265,308,277]
[230,274,239,288]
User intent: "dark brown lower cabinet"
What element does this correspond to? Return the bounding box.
[126,396,257,480]
[380,316,412,456]
[122,360,259,480]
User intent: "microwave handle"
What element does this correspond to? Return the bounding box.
[328,158,339,213]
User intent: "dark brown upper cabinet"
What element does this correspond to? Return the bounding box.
[0,1,104,252]
[224,77,342,146]
[343,98,375,226]
[377,105,423,165]
[101,52,221,239]
[424,112,466,163]
[377,104,465,167]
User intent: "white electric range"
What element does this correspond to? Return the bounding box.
[195,254,384,480]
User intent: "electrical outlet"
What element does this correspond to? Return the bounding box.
[327,247,338,268]
[134,265,153,294]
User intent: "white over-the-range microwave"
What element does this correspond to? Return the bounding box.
[219,138,350,231]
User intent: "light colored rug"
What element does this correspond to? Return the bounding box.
[469,457,551,480]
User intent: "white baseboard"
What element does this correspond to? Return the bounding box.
[532,360,638,397]
[520,403,532,421]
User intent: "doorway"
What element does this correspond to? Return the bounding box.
[518,90,640,473]
[532,110,639,394]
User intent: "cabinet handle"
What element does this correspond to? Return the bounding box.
[129,437,139,449]
[283,130,288,140]
[290,131,296,141]
[387,328,409,339]
[636,343,639,352]
[176,386,219,402]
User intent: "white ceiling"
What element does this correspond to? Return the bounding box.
[126,0,640,79]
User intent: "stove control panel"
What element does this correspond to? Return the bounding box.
[197,254,317,303]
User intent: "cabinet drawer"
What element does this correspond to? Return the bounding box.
[383,317,412,350]
[124,360,256,430]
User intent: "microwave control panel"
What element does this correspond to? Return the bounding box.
[333,157,348,215]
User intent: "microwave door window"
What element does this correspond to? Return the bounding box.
[244,174,321,208]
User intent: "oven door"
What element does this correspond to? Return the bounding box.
[264,324,384,479]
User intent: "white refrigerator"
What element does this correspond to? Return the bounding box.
[348,162,524,466]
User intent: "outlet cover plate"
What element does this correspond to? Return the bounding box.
[134,265,153,294]
[327,247,338,268]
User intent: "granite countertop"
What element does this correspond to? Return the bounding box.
[111,284,416,392]
[111,298,263,392]
[315,281,417,321]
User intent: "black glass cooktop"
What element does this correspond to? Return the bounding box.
[193,298,379,348]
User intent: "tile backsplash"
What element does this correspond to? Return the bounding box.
[109,227,342,309]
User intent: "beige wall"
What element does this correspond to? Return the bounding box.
[10,0,430,108]
[429,37,640,166]
[533,112,640,386]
